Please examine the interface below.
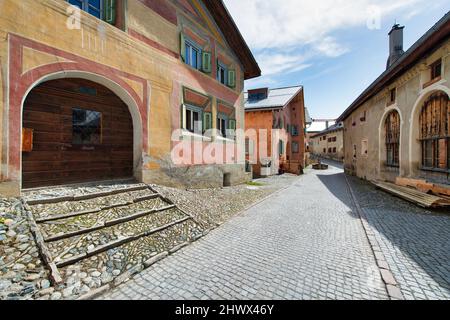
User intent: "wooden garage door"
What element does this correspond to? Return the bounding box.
[22,79,134,188]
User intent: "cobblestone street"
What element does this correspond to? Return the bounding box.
[100,163,449,300]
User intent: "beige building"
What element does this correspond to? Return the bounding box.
[310,123,344,162]
[338,14,450,188]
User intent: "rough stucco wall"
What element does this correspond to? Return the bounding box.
[343,39,450,184]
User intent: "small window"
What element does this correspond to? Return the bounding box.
[360,111,366,122]
[279,140,284,156]
[323,148,326,153]
[333,147,337,153]
[431,59,442,80]
[361,140,368,156]
[185,41,201,70]
[217,62,227,85]
[292,142,299,153]
[353,144,357,159]
[72,108,102,145]
[388,88,396,105]
[217,113,228,137]
[185,105,203,133]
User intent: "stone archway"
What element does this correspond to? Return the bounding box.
[22,77,140,188]
[378,107,403,178]
[18,71,145,189]
[408,85,450,177]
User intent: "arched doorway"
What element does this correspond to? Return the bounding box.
[22,78,135,188]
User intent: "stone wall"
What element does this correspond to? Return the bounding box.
[343,38,450,184]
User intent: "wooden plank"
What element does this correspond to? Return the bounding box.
[373,181,450,208]
[44,204,176,242]
[55,216,191,268]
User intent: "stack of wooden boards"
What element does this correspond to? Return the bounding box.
[372,177,450,209]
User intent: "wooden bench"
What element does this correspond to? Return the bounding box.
[372,181,450,209]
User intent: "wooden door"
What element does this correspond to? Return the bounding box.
[22,79,134,188]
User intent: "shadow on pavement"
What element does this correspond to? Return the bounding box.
[315,160,450,298]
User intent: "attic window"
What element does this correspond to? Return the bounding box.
[248,92,266,101]
[431,59,442,80]
[388,88,396,105]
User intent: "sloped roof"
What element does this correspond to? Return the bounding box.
[307,120,336,133]
[337,11,450,122]
[244,86,303,110]
[311,122,344,138]
[202,0,261,80]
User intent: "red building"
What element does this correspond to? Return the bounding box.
[244,86,309,177]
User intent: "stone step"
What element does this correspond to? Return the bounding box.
[38,197,169,238]
[35,193,161,223]
[30,188,157,220]
[47,206,189,262]
[55,216,192,268]
[25,184,149,205]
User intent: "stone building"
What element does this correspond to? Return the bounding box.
[309,122,344,162]
[0,0,260,196]
[244,86,309,176]
[337,13,450,188]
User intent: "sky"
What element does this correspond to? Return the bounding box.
[224,0,450,119]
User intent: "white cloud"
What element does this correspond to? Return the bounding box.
[224,0,430,78]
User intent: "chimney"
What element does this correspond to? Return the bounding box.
[387,24,405,69]
[325,121,329,129]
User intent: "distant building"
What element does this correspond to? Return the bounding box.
[309,123,344,162]
[337,13,450,188]
[245,86,309,176]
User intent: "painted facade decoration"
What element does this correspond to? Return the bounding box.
[244,86,308,177]
[338,14,450,188]
[0,0,260,196]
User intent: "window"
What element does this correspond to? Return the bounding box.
[292,142,299,153]
[68,0,115,22]
[419,92,449,171]
[385,111,400,167]
[279,140,284,156]
[361,140,368,156]
[323,148,326,153]
[353,144,357,159]
[185,105,203,134]
[431,59,442,80]
[360,111,366,122]
[333,147,337,153]
[185,40,201,70]
[217,62,227,85]
[328,148,332,153]
[388,88,396,105]
[72,108,102,145]
[217,113,228,137]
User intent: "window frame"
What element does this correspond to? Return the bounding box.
[216,112,229,137]
[68,0,104,19]
[184,39,202,71]
[430,59,442,81]
[385,111,400,168]
[184,104,203,134]
[217,61,228,86]
[419,92,449,173]
[72,107,103,145]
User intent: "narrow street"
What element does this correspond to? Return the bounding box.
[100,162,449,300]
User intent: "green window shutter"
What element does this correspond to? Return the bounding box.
[228,119,236,131]
[203,112,212,132]
[202,52,212,73]
[103,0,116,25]
[180,33,186,62]
[227,69,236,88]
